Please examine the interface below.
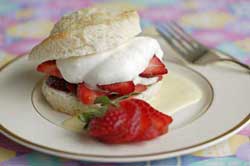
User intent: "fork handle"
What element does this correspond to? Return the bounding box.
[195,50,250,71]
[217,59,250,71]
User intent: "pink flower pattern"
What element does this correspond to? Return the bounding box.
[0,0,250,165]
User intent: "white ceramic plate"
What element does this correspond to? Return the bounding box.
[0,56,249,163]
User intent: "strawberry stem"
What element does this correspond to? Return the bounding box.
[78,106,107,129]
[74,92,142,129]
[94,96,112,106]
[95,96,119,107]
[113,92,140,103]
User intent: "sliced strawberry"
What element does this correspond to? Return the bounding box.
[117,99,150,143]
[129,99,151,141]
[37,60,62,78]
[77,83,106,105]
[46,76,76,94]
[134,84,147,93]
[129,100,155,141]
[89,99,149,144]
[141,104,173,141]
[157,75,163,82]
[139,55,168,78]
[87,98,172,144]
[97,81,135,95]
[88,105,132,143]
[125,99,173,141]
[107,84,147,99]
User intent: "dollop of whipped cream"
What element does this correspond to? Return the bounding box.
[56,36,163,89]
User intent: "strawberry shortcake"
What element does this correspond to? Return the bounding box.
[29,7,172,144]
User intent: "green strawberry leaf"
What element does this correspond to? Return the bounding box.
[113,92,140,103]
[70,91,142,130]
[94,96,111,105]
[98,105,108,115]
[78,113,86,122]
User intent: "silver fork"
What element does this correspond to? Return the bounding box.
[156,21,250,71]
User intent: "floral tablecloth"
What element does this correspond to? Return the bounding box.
[0,0,250,165]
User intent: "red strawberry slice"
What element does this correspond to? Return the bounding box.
[116,99,150,143]
[129,99,151,141]
[124,99,172,141]
[97,81,135,95]
[134,84,147,93]
[37,60,62,78]
[157,75,163,82]
[89,99,150,144]
[88,104,133,143]
[107,84,147,99]
[142,111,172,140]
[141,103,173,141]
[88,99,172,144]
[77,83,106,105]
[139,55,168,78]
[46,76,76,94]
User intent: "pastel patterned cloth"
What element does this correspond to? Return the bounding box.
[0,0,250,165]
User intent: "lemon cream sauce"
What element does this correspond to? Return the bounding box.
[149,72,202,114]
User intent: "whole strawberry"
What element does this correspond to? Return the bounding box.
[77,96,173,144]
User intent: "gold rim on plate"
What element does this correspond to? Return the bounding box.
[0,115,249,158]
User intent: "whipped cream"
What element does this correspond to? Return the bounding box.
[56,36,163,89]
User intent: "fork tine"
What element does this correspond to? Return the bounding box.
[166,22,209,61]
[171,21,207,50]
[158,22,209,62]
[161,23,194,54]
[156,23,190,59]
[171,22,209,58]
[167,21,197,50]
[157,23,200,62]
